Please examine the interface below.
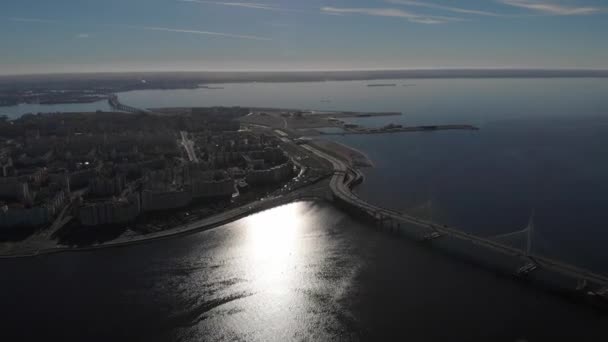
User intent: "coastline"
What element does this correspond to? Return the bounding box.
[0,190,329,259]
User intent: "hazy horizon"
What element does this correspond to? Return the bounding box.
[3,67,608,79]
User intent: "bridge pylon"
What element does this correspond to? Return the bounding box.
[525,209,535,257]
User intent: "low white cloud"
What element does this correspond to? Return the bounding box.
[9,17,61,24]
[8,17,270,41]
[178,0,301,12]
[320,6,462,24]
[386,0,502,17]
[498,0,600,15]
[132,25,272,41]
[320,11,346,16]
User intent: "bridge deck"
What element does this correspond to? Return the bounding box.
[303,143,608,288]
[108,95,151,114]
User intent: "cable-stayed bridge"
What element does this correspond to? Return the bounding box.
[490,210,535,255]
[303,143,608,302]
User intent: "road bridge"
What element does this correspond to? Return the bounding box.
[108,94,152,114]
[302,143,608,300]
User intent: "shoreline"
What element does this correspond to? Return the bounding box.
[0,192,328,259]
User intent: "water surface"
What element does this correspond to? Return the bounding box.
[2,202,607,341]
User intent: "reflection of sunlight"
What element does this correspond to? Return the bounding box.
[224,202,322,338]
[244,203,305,294]
[246,204,301,260]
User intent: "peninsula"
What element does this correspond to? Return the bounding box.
[1,100,607,310]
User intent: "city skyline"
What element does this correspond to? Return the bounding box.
[1,0,608,75]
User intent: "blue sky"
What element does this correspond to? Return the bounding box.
[1,0,607,74]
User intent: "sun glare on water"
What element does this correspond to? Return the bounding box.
[245,204,302,262]
[241,203,311,297]
[230,202,329,337]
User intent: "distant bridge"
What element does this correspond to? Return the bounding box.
[108,94,152,114]
[303,143,608,302]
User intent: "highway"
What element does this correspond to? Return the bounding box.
[180,131,199,163]
[302,143,608,292]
